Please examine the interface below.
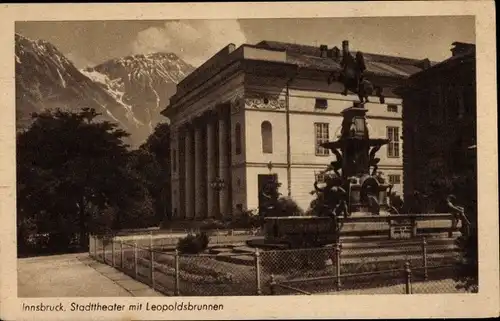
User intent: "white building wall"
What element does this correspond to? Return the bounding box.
[244,110,288,165]
[289,166,327,211]
[289,112,343,165]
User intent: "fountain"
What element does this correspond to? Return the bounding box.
[319,104,395,217]
[257,41,469,249]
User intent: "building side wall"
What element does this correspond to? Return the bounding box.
[245,109,288,165]
[402,58,476,210]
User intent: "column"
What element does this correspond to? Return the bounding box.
[178,129,186,219]
[218,108,230,218]
[170,130,178,219]
[206,115,217,219]
[194,122,207,219]
[184,124,194,219]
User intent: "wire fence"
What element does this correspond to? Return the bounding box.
[89,234,471,296]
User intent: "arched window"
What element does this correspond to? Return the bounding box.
[235,123,242,155]
[261,121,273,154]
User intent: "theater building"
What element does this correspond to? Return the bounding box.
[161,40,431,220]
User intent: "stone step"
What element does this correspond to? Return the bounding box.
[208,247,234,255]
[341,251,459,265]
[341,246,460,259]
[214,253,255,266]
[232,246,255,254]
[340,239,457,249]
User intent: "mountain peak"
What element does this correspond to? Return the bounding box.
[16,34,193,147]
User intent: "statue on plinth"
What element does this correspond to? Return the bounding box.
[328,40,385,104]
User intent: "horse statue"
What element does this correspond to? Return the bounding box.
[327,42,385,104]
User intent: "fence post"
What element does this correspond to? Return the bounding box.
[134,242,138,278]
[93,235,97,259]
[150,248,155,290]
[254,248,262,295]
[89,235,93,258]
[405,261,412,294]
[120,240,124,269]
[336,242,342,290]
[174,249,180,296]
[421,236,428,280]
[111,239,115,267]
[270,274,276,295]
[102,237,106,263]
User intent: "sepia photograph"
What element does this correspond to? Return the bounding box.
[1,2,498,320]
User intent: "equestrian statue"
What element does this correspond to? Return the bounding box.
[328,40,385,104]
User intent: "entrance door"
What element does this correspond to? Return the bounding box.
[258,174,278,216]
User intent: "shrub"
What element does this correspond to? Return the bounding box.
[273,197,305,217]
[199,219,227,231]
[454,226,478,292]
[228,209,263,229]
[177,232,210,254]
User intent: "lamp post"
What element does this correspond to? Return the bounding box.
[210,176,225,218]
[210,176,225,190]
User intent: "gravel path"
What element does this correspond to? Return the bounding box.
[17,253,162,297]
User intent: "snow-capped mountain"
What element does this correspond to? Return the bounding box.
[15,33,194,146]
[82,52,193,134]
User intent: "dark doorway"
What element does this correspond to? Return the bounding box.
[258,173,278,216]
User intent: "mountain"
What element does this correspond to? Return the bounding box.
[15,33,194,146]
[82,52,194,137]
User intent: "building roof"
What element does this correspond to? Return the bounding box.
[163,40,436,115]
[408,42,475,80]
[255,40,431,78]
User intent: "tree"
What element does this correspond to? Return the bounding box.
[140,122,171,223]
[17,108,154,252]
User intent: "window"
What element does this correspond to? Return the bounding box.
[315,123,330,156]
[388,174,401,185]
[235,123,242,155]
[387,104,398,113]
[387,126,400,158]
[172,149,177,172]
[261,121,273,153]
[315,98,328,109]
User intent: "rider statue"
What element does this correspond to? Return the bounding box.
[340,40,367,101]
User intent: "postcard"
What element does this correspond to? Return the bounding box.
[0,1,498,320]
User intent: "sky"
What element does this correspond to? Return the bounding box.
[15,16,475,69]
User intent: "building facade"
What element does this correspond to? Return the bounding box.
[162,40,431,220]
[399,42,476,214]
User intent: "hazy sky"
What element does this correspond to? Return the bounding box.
[16,16,475,69]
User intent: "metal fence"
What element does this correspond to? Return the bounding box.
[89,234,468,296]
